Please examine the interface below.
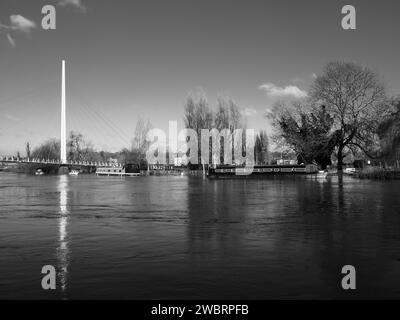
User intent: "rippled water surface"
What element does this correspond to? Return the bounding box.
[1,172,400,299]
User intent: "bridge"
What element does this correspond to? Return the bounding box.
[0,156,122,168]
[0,60,124,172]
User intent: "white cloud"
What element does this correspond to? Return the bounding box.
[0,15,36,47]
[258,83,308,99]
[5,113,20,122]
[6,33,16,47]
[58,0,86,12]
[9,15,36,33]
[241,107,258,117]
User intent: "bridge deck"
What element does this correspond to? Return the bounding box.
[0,157,123,168]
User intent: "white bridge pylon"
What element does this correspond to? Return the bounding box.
[61,60,67,165]
[0,60,123,168]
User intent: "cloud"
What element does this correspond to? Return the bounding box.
[9,15,36,33]
[311,73,317,79]
[58,0,86,12]
[4,113,20,122]
[7,34,16,47]
[0,15,36,47]
[241,107,258,117]
[258,83,308,99]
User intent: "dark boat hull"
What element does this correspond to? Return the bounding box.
[207,164,318,178]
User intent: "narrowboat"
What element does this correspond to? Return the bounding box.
[96,164,141,177]
[207,164,318,178]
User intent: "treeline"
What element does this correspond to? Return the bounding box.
[23,61,400,171]
[182,91,270,165]
[27,118,152,168]
[271,61,400,170]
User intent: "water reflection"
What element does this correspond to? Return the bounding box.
[57,175,69,293]
[3,173,400,299]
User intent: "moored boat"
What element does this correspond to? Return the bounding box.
[207,164,318,178]
[96,164,141,177]
[35,169,45,176]
[69,169,80,176]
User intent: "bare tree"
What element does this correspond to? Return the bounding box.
[131,118,153,166]
[254,130,269,165]
[132,118,152,152]
[183,90,213,164]
[184,91,213,133]
[68,131,100,162]
[311,61,388,170]
[31,139,60,160]
[214,97,247,164]
[214,97,245,131]
[25,142,31,159]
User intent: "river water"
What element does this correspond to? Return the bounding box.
[1,172,400,299]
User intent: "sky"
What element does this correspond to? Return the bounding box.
[1,0,400,154]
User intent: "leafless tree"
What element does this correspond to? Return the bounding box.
[183,90,213,164]
[132,118,152,153]
[311,61,389,170]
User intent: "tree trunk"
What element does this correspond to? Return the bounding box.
[337,145,344,171]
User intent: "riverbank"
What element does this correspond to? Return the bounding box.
[353,167,400,180]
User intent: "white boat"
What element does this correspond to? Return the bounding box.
[35,169,45,176]
[306,170,328,179]
[317,170,329,178]
[96,165,140,177]
[344,167,357,175]
[69,169,80,176]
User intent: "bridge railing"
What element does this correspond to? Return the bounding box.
[1,156,125,167]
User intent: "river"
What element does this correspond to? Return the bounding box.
[1,173,400,299]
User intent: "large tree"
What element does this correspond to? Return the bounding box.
[377,98,400,165]
[183,90,247,165]
[274,103,336,168]
[31,139,60,160]
[311,62,387,170]
[214,97,245,131]
[254,130,269,165]
[68,131,100,162]
[131,118,152,166]
[183,91,212,166]
[183,91,213,164]
[214,97,246,164]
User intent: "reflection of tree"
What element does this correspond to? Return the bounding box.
[185,178,249,268]
[269,176,399,298]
